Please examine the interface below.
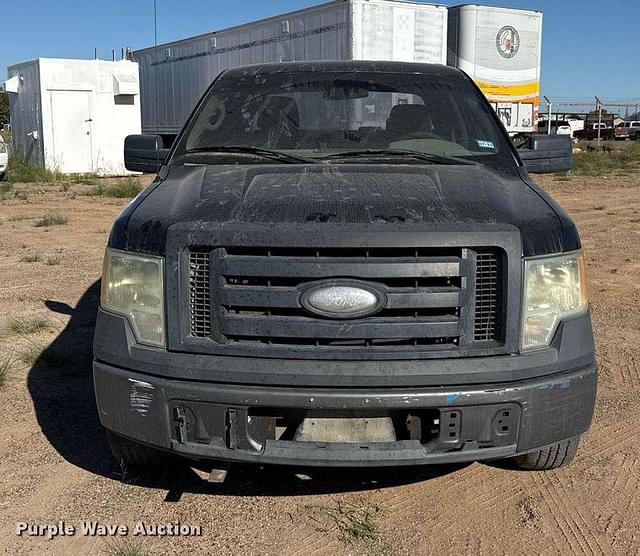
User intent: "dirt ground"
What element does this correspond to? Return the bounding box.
[0,171,639,555]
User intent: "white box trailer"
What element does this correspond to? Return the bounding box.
[448,5,542,134]
[4,58,142,174]
[134,0,448,136]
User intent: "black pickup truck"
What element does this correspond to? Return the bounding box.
[95,61,595,472]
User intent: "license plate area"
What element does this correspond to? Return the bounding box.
[170,402,520,454]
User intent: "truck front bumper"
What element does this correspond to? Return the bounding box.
[94,361,596,467]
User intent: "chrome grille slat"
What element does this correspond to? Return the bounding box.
[188,250,211,338]
[473,251,499,341]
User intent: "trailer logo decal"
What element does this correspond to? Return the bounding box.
[496,26,520,59]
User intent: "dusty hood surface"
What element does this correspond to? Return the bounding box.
[112,164,579,256]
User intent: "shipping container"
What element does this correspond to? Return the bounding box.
[448,4,542,134]
[4,58,142,174]
[134,0,448,136]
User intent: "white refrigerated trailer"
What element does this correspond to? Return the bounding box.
[448,4,543,134]
[134,0,448,137]
[133,0,543,138]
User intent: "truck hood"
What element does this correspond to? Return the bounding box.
[115,164,579,256]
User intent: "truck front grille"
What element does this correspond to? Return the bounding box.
[187,247,503,352]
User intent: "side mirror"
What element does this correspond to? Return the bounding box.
[124,135,170,173]
[517,134,573,174]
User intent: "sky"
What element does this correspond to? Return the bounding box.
[2,0,639,105]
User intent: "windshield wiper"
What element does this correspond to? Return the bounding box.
[318,149,475,165]
[183,145,321,164]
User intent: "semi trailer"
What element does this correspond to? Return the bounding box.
[448,4,542,135]
[132,0,542,142]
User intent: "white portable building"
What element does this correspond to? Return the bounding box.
[448,5,543,134]
[4,58,142,175]
[134,0,448,136]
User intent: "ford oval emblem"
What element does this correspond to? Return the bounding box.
[300,281,386,319]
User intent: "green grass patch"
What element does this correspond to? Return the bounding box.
[102,538,154,556]
[7,157,64,183]
[0,358,9,386]
[68,173,100,186]
[572,142,640,176]
[45,254,62,266]
[34,213,68,227]
[8,316,49,335]
[19,253,42,263]
[18,341,74,372]
[309,496,385,546]
[93,177,142,198]
[0,183,25,202]
[18,343,44,366]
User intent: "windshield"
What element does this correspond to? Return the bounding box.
[173,70,514,168]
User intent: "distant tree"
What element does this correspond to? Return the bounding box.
[0,92,8,127]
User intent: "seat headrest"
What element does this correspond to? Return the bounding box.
[386,104,431,135]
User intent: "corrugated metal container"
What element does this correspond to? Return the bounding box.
[448,4,542,134]
[134,0,448,135]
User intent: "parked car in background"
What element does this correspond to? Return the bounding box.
[0,136,8,181]
[94,61,593,474]
[574,123,614,141]
[614,121,640,140]
[538,120,572,136]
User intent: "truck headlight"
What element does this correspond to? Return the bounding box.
[101,248,165,347]
[521,251,588,350]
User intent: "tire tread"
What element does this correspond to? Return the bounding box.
[513,438,580,471]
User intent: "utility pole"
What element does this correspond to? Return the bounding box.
[543,95,552,135]
[154,0,158,46]
[595,96,603,148]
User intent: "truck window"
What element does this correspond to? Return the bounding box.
[174,71,514,168]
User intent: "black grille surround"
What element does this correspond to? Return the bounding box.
[186,246,506,356]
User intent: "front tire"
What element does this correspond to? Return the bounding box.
[512,437,580,470]
[106,430,169,467]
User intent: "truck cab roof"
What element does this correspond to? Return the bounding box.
[222,60,467,78]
